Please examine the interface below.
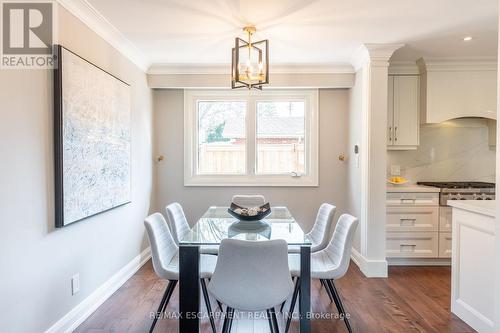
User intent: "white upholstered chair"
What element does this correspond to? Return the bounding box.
[208,239,294,333]
[165,202,219,255]
[231,194,266,208]
[288,203,336,253]
[286,214,359,333]
[144,213,217,333]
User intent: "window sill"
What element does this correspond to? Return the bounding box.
[184,174,319,187]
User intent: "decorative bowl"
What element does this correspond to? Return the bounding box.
[227,202,272,221]
[387,177,409,185]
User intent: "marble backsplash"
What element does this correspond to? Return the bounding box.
[387,118,496,183]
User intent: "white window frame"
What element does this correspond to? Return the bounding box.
[184,89,318,187]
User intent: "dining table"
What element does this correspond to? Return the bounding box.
[178,206,312,333]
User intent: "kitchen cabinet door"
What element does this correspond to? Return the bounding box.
[387,75,394,146]
[393,75,419,148]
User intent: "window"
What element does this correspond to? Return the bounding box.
[197,101,246,174]
[256,101,305,175]
[184,90,318,186]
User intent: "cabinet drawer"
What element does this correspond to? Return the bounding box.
[387,192,439,206]
[439,232,452,258]
[386,232,439,258]
[439,206,452,232]
[387,206,439,232]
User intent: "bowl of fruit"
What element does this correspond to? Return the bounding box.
[387,176,409,185]
[227,202,272,221]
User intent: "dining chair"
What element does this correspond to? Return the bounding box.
[144,213,218,333]
[286,214,359,333]
[165,202,219,255]
[208,239,294,333]
[231,194,266,208]
[288,203,336,253]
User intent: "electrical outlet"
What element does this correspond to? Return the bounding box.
[391,165,401,176]
[71,274,80,295]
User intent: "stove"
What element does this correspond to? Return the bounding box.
[417,182,495,206]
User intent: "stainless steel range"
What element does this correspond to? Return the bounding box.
[417,182,495,206]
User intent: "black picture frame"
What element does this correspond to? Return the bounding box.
[53,44,131,228]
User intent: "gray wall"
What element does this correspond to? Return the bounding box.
[153,89,350,232]
[0,6,153,332]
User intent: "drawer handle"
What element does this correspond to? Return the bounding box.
[401,198,416,204]
[400,244,416,252]
[400,218,416,226]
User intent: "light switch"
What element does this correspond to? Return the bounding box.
[71,274,80,295]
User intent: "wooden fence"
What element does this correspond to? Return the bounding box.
[199,143,304,174]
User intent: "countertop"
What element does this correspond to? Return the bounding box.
[386,184,441,193]
[448,200,496,217]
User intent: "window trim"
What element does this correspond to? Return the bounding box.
[184,89,319,187]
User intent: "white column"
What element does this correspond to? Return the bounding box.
[350,44,403,277]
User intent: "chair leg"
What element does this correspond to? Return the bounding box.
[222,307,234,333]
[149,280,176,333]
[285,277,300,333]
[270,307,279,333]
[200,278,216,333]
[266,309,275,333]
[217,300,223,311]
[280,300,286,313]
[320,279,334,302]
[327,279,352,333]
[161,280,177,313]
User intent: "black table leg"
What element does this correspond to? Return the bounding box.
[179,245,200,333]
[299,246,311,333]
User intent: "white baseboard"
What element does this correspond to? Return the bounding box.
[45,247,151,333]
[452,299,495,333]
[351,248,388,277]
[388,258,451,266]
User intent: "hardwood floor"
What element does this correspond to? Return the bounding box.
[75,261,475,333]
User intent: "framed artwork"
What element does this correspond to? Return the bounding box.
[54,45,131,227]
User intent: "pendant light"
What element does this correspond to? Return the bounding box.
[231,26,269,90]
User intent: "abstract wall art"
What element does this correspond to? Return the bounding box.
[54,45,131,227]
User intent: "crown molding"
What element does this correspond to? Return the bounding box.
[57,0,150,71]
[147,63,355,75]
[417,57,497,72]
[388,61,419,75]
[350,43,405,71]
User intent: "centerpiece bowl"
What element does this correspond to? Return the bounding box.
[227,202,271,221]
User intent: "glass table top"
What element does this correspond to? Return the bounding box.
[179,206,311,246]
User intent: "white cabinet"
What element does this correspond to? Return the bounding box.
[450,203,495,332]
[387,231,439,258]
[417,58,497,123]
[386,192,439,206]
[387,75,420,150]
[438,232,452,258]
[386,191,439,259]
[439,206,452,232]
[387,206,439,232]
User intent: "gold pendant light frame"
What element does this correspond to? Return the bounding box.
[231,26,269,90]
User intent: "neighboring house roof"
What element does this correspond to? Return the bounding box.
[223,117,304,138]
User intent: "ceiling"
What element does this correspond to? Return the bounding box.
[87,0,498,67]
